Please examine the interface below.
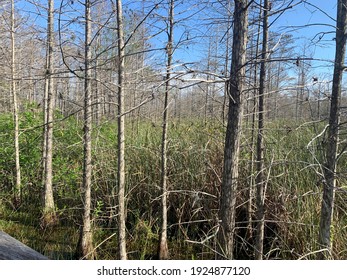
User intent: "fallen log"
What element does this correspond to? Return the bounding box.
[0,231,48,260]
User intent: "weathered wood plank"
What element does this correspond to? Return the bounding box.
[0,231,48,260]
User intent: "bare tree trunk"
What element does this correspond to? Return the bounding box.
[205,39,211,125]
[272,61,280,120]
[318,0,347,260]
[11,0,21,208]
[159,0,174,260]
[295,52,306,121]
[317,82,321,120]
[222,1,231,125]
[255,0,268,260]
[246,5,261,239]
[94,36,101,125]
[42,0,57,227]
[115,0,127,260]
[76,0,95,260]
[217,0,248,260]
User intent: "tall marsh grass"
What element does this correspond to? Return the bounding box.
[0,109,346,259]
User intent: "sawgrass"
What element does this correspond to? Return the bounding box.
[0,107,346,259]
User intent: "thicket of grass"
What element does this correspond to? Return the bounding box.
[0,106,346,259]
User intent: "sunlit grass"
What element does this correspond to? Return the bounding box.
[0,108,347,259]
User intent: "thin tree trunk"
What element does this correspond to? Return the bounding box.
[317,82,321,119]
[217,0,248,260]
[42,63,49,182]
[76,0,95,260]
[115,0,127,260]
[222,2,231,125]
[205,39,211,125]
[159,0,174,260]
[273,60,281,120]
[42,0,57,227]
[255,0,268,260]
[318,0,347,260]
[11,0,21,208]
[94,37,101,125]
[246,6,261,239]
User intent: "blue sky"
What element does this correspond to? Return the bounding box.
[13,0,340,79]
[271,1,337,74]
[169,0,340,78]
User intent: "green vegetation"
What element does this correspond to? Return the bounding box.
[0,108,346,259]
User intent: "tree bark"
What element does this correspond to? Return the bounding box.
[255,0,268,260]
[159,0,174,260]
[217,0,248,260]
[318,0,347,260]
[11,0,21,208]
[76,0,95,260]
[115,0,127,260]
[222,0,232,125]
[246,4,261,240]
[42,0,57,227]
